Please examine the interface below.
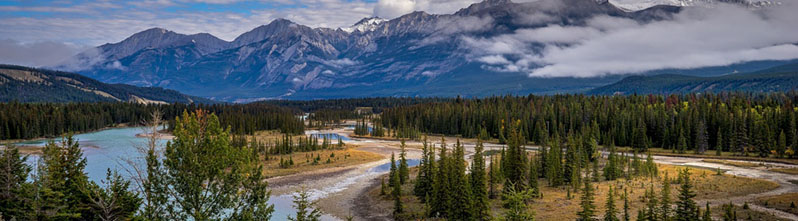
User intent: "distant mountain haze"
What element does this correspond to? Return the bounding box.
[55,0,797,101]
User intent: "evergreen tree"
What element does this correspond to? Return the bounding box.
[677,132,688,154]
[399,140,409,184]
[489,155,500,199]
[449,139,473,220]
[82,169,141,220]
[529,155,540,196]
[414,137,433,199]
[623,189,631,221]
[502,183,536,221]
[288,187,322,221]
[604,186,619,221]
[40,135,91,220]
[696,120,709,154]
[159,110,274,220]
[604,142,622,181]
[777,130,787,158]
[471,139,491,220]
[0,145,31,219]
[503,121,528,192]
[660,172,672,221]
[716,131,724,156]
[546,137,564,186]
[644,151,658,178]
[675,169,699,221]
[644,185,658,221]
[392,166,403,218]
[389,153,397,188]
[722,202,737,221]
[431,138,451,217]
[702,202,712,221]
[577,175,596,221]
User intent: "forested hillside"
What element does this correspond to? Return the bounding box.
[0,102,303,140]
[590,63,798,95]
[380,93,798,158]
[0,65,212,103]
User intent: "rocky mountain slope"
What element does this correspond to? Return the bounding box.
[57,0,789,101]
[0,64,211,103]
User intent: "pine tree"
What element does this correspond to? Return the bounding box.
[471,139,491,220]
[389,153,397,188]
[623,189,631,221]
[604,186,620,221]
[722,202,736,221]
[392,166,403,218]
[716,130,723,156]
[399,140,409,184]
[449,139,473,220]
[660,172,672,221]
[546,137,564,186]
[644,185,658,221]
[502,183,536,221]
[503,121,528,192]
[82,169,141,220]
[577,175,596,221]
[702,202,712,221]
[529,155,540,197]
[414,137,433,199]
[41,135,91,219]
[777,130,787,158]
[604,142,621,181]
[644,151,658,178]
[0,145,31,219]
[489,155,499,199]
[431,138,451,218]
[696,120,709,154]
[675,168,699,221]
[288,187,322,221]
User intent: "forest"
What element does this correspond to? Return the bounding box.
[0,102,304,140]
[380,93,798,158]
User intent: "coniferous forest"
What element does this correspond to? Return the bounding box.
[0,102,304,140]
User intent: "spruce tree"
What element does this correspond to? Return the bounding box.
[604,186,619,221]
[577,175,596,221]
[431,138,451,217]
[645,185,658,221]
[702,202,712,221]
[449,139,473,220]
[389,153,397,188]
[502,183,536,221]
[392,166,403,218]
[288,187,322,221]
[503,121,528,192]
[41,135,91,219]
[696,120,709,154]
[777,130,787,158]
[0,145,31,219]
[414,137,433,199]
[623,189,631,221]
[716,130,723,156]
[471,139,491,220]
[675,169,699,221]
[604,142,621,181]
[660,172,672,221]
[399,140,409,184]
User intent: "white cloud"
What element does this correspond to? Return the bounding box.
[465,3,798,78]
[0,39,89,67]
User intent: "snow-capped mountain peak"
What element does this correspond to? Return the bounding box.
[342,17,387,33]
[609,0,781,11]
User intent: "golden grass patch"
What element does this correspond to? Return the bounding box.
[261,147,383,178]
[755,193,798,216]
[770,168,798,175]
[701,159,763,168]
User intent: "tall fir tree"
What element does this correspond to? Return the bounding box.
[675,169,699,221]
[398,140,409,184]
[660,172,672,221]
[471,139,491,220]
[577,170,596,221]
[389,153,397,188]
[449,139,473,220]
[503,120,528,192]
[392,166,403,218]
[604,186,619,221]
[623,189,631,221]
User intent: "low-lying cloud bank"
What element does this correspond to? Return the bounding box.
[0,39,88,67]
[465,3,798,78]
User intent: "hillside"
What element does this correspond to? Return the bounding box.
[0,64,212,103]
[589,63,798,95]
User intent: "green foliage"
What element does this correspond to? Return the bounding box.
[502,183,536,221]
[399,140,409,184]
[471,139,491,220]
[604,186,619,221]
[40,135,92,219]
[155,110,274,220]
[392,167,403,218]
[413,137,435,200]
[660,173,672,221]
[82,169,141,220]
[0,145,31,219]
[288,187,322,221]
[578,170,597,221]
[675,169,699,221]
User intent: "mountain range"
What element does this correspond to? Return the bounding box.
[0,65,211,103]
[57,0,791,102]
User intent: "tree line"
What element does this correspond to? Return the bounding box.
[381,93,798,158]
[0,102,304,141]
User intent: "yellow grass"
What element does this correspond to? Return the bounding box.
[755,193,798,216]
[533,164,779,220]
[371,163,779,220]
[714,204,791,221]
[770,168,798,175]
[616,147,798,165]
[260,147,383,178]
[701,159,763,168]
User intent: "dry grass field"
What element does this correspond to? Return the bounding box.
[260,147,383,178]
[755,193,798,216]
